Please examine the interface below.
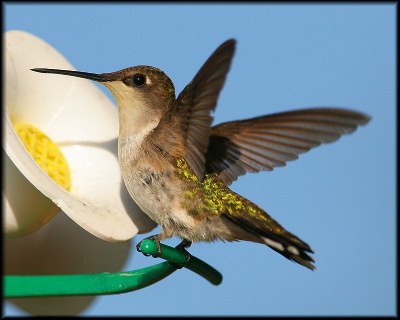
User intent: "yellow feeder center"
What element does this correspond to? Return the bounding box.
[14,123,72,191]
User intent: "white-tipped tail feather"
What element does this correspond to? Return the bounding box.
[223,214,315,270]
[261,235,315,270]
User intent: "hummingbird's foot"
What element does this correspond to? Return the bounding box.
[171,239,192,269]
[136,235,162,257]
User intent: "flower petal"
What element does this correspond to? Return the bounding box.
[4,30,156,241]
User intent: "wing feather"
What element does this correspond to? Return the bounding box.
[166,39,236,180]
[206,108,371,185]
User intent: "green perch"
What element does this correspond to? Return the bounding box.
[4,239,222,298]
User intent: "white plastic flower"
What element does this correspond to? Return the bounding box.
[3,30,156,241]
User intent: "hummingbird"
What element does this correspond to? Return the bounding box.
[32,39,370,270]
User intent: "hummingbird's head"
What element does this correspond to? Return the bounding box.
[32,66,176,131]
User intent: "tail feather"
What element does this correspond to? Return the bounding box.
[223,214,315,270]
[261,235,315,270]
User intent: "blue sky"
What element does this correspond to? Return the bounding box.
[4,3,396,316]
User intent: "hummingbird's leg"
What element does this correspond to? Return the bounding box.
[175,239,192,251]
[135,234,162,257]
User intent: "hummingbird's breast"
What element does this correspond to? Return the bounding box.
[118,132,199,230]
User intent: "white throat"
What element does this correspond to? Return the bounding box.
[118,110,159,160]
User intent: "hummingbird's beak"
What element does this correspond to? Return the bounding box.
[31,68,107,82]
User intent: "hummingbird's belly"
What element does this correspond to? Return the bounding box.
[122,166,243,243]
[121,168,198,230]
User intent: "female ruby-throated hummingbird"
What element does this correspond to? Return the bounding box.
[32,39,370,270]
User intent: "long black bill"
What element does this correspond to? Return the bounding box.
[31,68,106,82]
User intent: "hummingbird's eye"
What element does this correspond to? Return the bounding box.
[131,73,146,87]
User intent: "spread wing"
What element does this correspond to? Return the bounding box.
[165,39,236,181]
[205,108,371,185]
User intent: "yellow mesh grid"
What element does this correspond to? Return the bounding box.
[14,123,71,191]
